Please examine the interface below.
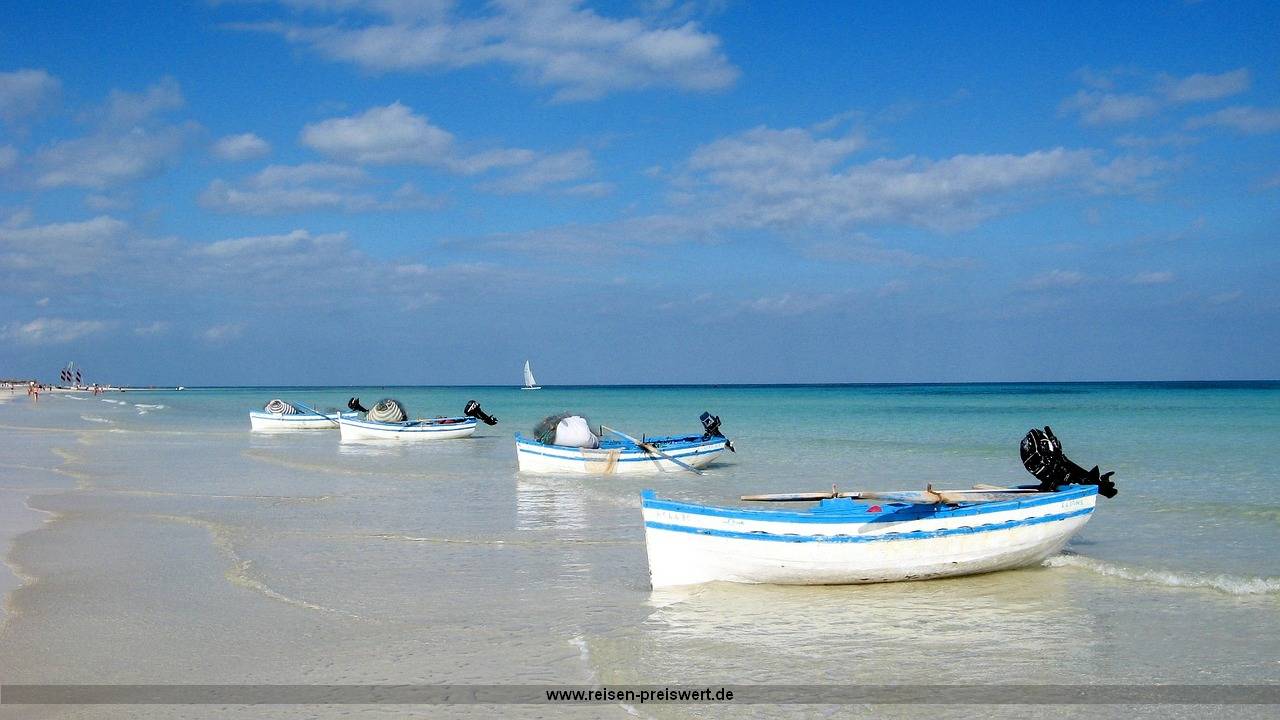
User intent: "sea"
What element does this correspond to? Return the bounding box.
[1,383,1277,719]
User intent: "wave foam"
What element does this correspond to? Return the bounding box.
[1045,555,1280,596]
[79,415,112,424]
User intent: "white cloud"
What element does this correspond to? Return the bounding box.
[476,148,593,194]
[28,79,196,190]
[743,292,839,316]
[1186,106,1280,135]
[232,0,738,101]
[301,102,535,172]
[101,76,184,126]
[1062,67,1251,126]
[197,228,346,258]
[84,193,134,211]
[1061,91,1161,126]
[199,162,442,214]
[0,68,61,122]
[201,322,245,343]
[4,317,110,345]
[562,181,614,197]
[0,216,131,277]
[133,321,170,336]
[1022,270,1085,290]
[690,125,867,176]
[682,122,1094,231]
[212,133,272,161]
[1158,68,1250,103]
[1130,271,1175,285]
[1087,154,1175,194]
[34,124,196,189]
[0,145,16,171]
[302,102,454,164]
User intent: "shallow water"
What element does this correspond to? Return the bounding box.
[1,383,1277,718]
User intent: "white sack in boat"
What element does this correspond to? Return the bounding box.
[554,416,599,448]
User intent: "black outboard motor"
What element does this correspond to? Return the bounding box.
[700,411,735,452]
[1020,426,1117,498]
[464,400,498,426]
[347,397,369,413]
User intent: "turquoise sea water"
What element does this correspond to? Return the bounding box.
[1,383,1277,719]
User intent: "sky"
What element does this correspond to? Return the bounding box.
[1,0,1277,386]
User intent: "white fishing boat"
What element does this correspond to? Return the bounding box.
[522,360,541,390]
[515,412,733,474]
[640,426,1117,587]
[249,399,354,431]
[337,397,498,441]
[338,414,479,440]
[641,485,1098,587]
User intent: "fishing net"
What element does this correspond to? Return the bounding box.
[264,399,298,415]
[368,398,407,423]
[533,412,598,447]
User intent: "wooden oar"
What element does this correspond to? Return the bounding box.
[601,425,705,476]
[293,401,340,427]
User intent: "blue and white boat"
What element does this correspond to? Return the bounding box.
[337,397,498,441]
[338,414,479,441]
[249,399,355,431]
[640,485,1100,587]
[249,409,356,430]
[515,432,728,474]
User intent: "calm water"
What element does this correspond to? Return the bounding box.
[1,383,1278,719]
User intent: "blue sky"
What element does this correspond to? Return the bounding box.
[1,1,1277,385]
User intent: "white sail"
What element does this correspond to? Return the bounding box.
[522,361,540,389]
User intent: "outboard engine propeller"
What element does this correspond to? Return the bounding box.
[464,400,498,426]
[347,397,369,413]
[700,411,735,452]
[1020,426,1117,498]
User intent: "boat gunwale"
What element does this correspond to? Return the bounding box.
[514,432,723,453]
[339,415,478,430]
[640,484,1098,523]
[249,410,357,421]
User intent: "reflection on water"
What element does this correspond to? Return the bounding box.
[639,569,1098,683]
[517,476,590,531]
[335,437,416,459]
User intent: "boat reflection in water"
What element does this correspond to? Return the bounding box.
[637,569,1104,685]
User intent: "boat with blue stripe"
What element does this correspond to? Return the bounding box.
[641,425,1117,586]
[515,432,727,474]
[249,409,356,430]
[641,484,1099,586]
[516,411,733,475]
[337,397,498,441]
[249,398,355,430]
[339,414,479,440]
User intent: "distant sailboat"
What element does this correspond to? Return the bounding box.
[522,360,542,390]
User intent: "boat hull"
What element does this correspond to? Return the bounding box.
[337,415,478,440]
[641,486,1097,587]
[515,434,725,474]
[249,410,356,431]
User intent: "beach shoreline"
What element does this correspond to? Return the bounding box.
[0,383,1277,719]
[0,489,53,628]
